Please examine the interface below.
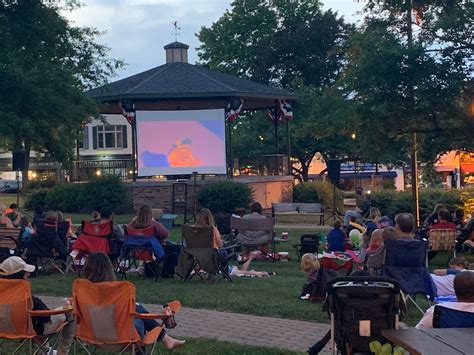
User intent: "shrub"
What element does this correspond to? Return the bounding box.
[44,176,128,213]
[370,188,463,220]
[23,179,57,193]
[24,189,49,209]
[294,180,343,209]
[44,183,85,212]
[83,176,128,212]
[197,181,253,214]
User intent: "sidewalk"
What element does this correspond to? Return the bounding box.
[41,296,331,354]
[275,223,331,230]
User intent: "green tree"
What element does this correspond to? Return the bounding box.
[346,1,474,161]
[198,0,352,180]
[0,0,123,183]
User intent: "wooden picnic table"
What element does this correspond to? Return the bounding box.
[382,328,473,355]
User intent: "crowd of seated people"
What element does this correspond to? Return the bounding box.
[2,197,473,354]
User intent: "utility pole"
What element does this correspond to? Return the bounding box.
[406,0,420,226]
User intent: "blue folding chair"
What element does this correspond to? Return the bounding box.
[382,239,436,315]
[433,305,474,328]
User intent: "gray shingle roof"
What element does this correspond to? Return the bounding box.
[86,62,296,102]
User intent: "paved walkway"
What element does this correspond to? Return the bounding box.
[275,223,331,230]
[41,296,331,354]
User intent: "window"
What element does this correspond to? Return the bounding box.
[93,125,127,149]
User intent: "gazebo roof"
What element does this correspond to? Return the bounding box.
[86,62,296,104]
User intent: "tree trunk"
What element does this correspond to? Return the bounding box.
[21,140,30,186]
[301,163,310,182]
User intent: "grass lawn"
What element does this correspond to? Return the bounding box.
[0,337,304,355]
[28,227,472,327]
[0,193,20,206]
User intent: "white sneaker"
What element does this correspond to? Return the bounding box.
[300,294,310,300]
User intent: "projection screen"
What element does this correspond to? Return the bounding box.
[136,109,227,176]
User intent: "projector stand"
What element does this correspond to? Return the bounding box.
[189,171,198,224]
[171,180,188,226]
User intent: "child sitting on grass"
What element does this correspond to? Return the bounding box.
[300,253,320,300]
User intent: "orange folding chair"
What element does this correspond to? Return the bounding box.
[0,279,72,354]
[72,278,181,354]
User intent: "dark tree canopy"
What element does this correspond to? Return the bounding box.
[345,1,473,164]
[0,0,123,181]
[198,0,353,180]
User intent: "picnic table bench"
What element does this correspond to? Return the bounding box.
[0,226,20,251]
[272,202,324,225]
[382,328,472,355]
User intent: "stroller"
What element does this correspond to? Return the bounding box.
[327,276,401,355]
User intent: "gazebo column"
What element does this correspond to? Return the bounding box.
[227,118,233,178]
[286,119,291,175]
[131,119,137,182]
[274,119,279,154]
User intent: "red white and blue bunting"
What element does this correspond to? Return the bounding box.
[225,98,244,122]
[119,101,136,124]
[267,100,293,123]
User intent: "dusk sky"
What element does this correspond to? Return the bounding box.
[64,1,365,80]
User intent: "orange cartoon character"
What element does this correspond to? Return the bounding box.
[167,138,202,167]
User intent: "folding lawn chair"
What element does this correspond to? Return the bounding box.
[327,276,401,355]
[119,226,165,282]
[230,216,276,259]
[25,221,69,275]
[382,239,436,315]
[293,234,320,261]
[0,279,72,354]
[178,225,235,282]
[68,220,114,274]
[428,228,457,258]
[433,305,474,328]
[72,278,181,354]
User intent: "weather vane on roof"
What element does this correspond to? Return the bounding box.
[172,21,181,42]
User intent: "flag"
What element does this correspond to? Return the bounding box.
[279,100,294,120]
[225,99,244,121]
[267,107,281,123]
[119,101,135,124]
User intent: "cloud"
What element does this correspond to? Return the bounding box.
[63,0,363,80]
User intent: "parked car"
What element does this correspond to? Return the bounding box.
[2,180,22,193]
[0,180,14,193]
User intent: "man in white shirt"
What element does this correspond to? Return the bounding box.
[417,271,474,328]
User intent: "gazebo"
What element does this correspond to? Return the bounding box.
[87,41,297,180]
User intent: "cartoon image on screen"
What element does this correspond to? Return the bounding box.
[136,109,226,176]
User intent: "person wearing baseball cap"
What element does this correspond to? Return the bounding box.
[0,257,74,354]
[0,256,36,276]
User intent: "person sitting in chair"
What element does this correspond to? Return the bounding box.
[129,205,169,244]
[0,256,74,354]
[416,271,474,328]
[83,252,185,350]
[429,208,456,232]
[236,202,272,255]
